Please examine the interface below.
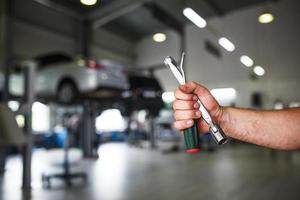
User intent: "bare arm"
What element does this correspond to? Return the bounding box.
[173,82,300,150]
[220,107,300,150]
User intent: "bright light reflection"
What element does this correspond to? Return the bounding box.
[8,101,20,112]
[137,110,147,123]
[96,109,126,132]
[289,102,300,108]
[93,144,127,200]
[162,92,175,103]
[32,102,50,132]
[211,88,236,105]
[16,115,25,128]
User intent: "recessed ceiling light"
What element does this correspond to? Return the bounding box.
[80,0,97,6]
[218,37,235,52]
[253,66,265,76]
[183,7,207,28]
[153,33,166,42]
[240,55,254,67]
[258,13,274,24]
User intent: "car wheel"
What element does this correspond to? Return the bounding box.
[57,81,78,104]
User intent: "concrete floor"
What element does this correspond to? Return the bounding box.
[1,143,300,200]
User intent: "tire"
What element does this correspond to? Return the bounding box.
[57,80,78,104]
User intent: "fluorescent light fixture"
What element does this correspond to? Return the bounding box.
[162,92,175,103]
[218,37,235,52]
[240,55,254,67]
[80,0,97,6]
[183,7,207,28]
[258,13,274,24]
[211,88,236,105]
[253,66,265,76]
[153,33,166,42]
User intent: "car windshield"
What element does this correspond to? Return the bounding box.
[34,53,73,69]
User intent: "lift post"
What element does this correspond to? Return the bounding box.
[81,100,98,158]
[21,62,36,197]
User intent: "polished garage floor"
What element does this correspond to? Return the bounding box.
[1,143,300,200]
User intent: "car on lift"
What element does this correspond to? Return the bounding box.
[119,73,165,117]
[8,52,129,104]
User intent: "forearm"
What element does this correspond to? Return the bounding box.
[220,107,300,150]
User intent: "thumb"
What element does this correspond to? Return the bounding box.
[179,81,199,94]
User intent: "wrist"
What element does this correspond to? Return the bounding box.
[218,106,231,134]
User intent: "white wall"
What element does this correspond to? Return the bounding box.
[135,0,300,108]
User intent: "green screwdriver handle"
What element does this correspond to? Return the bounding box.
[183,120,201,153]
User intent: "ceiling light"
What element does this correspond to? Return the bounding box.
[253,66,265,76]
[153,33,166,42]
[258,13,274,24]
[80,0,97,6]
[218,37,235,52]
[240,55,254,67]
[183,7,207,28]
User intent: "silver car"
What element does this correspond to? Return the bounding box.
[7,53,129,104]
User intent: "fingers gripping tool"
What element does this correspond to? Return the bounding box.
[164,53,227,153]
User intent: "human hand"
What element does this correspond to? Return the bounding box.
[173,81,224,133]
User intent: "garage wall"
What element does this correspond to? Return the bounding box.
[135,0,300,108]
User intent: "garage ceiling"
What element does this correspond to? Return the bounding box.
[44,0,277,42]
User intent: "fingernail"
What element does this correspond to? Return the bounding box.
[193,96,198,101]
[186,120,193,125]
[195,111,201,117]
[193,102,199,109]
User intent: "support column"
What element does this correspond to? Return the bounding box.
[0,0,13,176]
[148,115,156,149]
[77,19,92,58]
[82,100,97,158]
[2,0,13,101]
[22,62,35,197]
